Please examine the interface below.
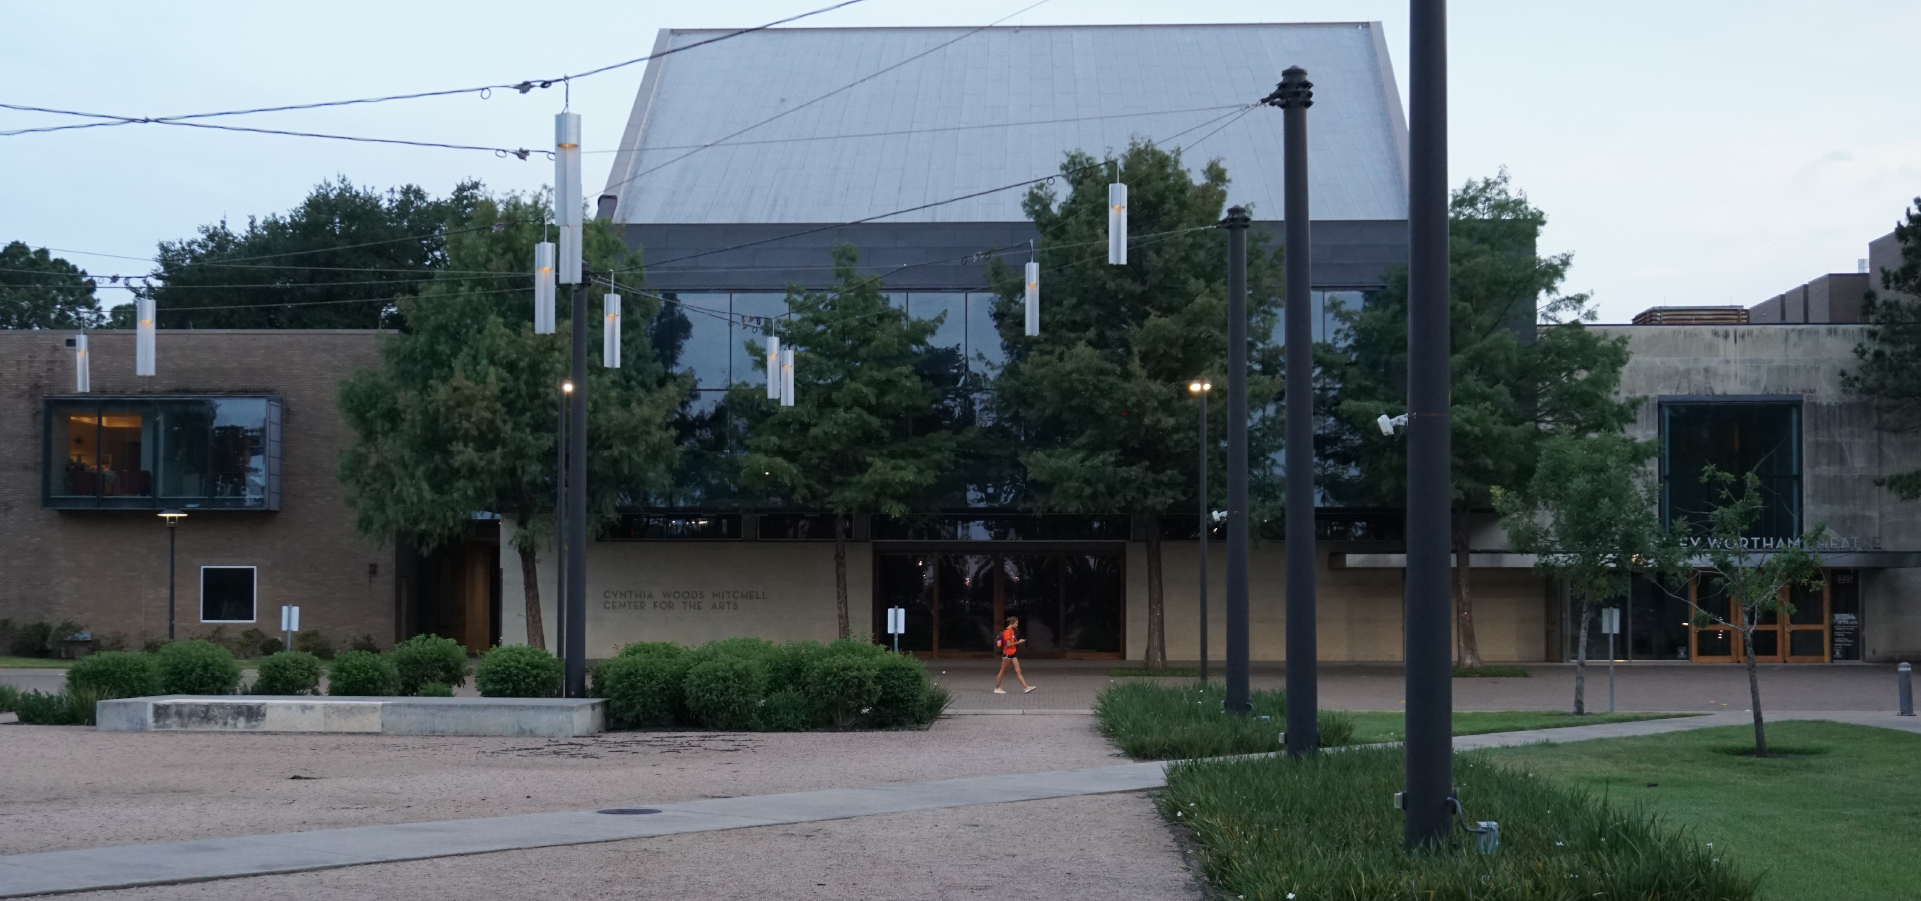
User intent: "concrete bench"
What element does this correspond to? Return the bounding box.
[96,695,605,737]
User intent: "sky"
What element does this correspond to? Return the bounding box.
[3,0,1917,324]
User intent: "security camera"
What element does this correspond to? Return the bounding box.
[1377,413,1409,436]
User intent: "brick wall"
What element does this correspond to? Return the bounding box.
[0,330,396,650]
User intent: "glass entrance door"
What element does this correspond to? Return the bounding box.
[874,550,1123,658]
[1690,571,1831,663]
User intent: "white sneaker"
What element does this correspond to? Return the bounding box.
[1024,686,1038,693]
[993,688,1007,694]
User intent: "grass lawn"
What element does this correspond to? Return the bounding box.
[1482,720,1921,901]
[0,656,80,669]
[1348,710,1695,744]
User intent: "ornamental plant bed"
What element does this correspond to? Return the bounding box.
[590,638,949,732]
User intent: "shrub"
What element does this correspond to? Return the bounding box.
[867,653,932,727]
[237,627,278,657]
[0,683,19,714]
[594,653,688,728]
[805,653,880,729]
[156,639,242,695]
[13,690,79,725]
[293,629,336,660]
[418,681,454,697]
[349,634,381,653]
[327,649,397,696]
[251,651,325,695]
[920,682,953,723]
[1316,710,1357,747]
[49,620,87,658]
[94,631,130,652]
[258,637,285,656]
[476,645,562,698]
[66,650,159,700]
[683,656,766,730]
[764,640,827,693]
[142,635,172,654]
[9,620,53,657]
[755,689,816,731]
[64,686,103,725]
[387,634,470,695]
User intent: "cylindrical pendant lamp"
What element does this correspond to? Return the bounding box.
[1108,182,1128,265]
[135,297,156,376]
[779,347,795,407]
[72,334,90,393]
[1024,261,1040,336]
[534,242,556,334]
[602,293,621,368]
[765,336,782,400]
[555,113,583,285]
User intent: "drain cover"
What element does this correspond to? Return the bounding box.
[596,808,662,815]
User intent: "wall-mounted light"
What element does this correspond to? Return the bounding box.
[534,242,556,334]
[765,335,782,400]
[554,112,582,285]
[1024,260,1040,336]
[135,298,155,377]
[602,293,621,368]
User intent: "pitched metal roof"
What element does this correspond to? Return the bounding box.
[604,23,1408,225]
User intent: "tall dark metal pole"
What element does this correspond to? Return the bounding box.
[555,385,568,656]
[1276,66,1320,758]
[167,524,177,640]
[1405,0,1455,848]
[1223,206,1251,714]
[1196,385,1209,683]
[565,284,589,698]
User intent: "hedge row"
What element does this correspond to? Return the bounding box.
[590,638,949,732]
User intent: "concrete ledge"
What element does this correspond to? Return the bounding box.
[95,696,604,737]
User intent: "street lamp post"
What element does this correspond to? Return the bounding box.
[1189,380,1211,682]
[158,510,187,639]
[1223,206,1251,714]
[555,381,572,656]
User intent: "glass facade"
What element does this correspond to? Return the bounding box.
[200,566,257,623]
[1661,400,1801,538]
[45,396,280,510]
[875,550,1124,657]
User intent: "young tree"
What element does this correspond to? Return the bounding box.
[985,142,1284,667]
[1648,469,1829,757]
[1843,199,1921,499]
[0,242,104,329]
[1495,433,1661,715]
[731,245,961,639]
[338,192,686,649]
[1329,172,1635,669]
[142,178,485,329]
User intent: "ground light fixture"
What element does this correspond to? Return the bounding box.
[135,297,155,377]
[765,336,782,400]
[602,294,621,368]
[533,242,556,334]
[1108,181,1128,265]
[1024,260,1040,336]
[158,509,187,640]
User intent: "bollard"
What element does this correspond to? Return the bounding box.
[1900,663,1914,717]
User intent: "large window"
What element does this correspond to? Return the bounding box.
[1660,399,1801,538]
[45,396,281,510]
[200,566,257,623]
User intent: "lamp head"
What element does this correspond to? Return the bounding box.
[1188,380,1212,394]
[158,509,187,526]
[562,381,574,394]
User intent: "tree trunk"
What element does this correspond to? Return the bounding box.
[1743,626,1769,757]
[1573,597,1591,715]
[1452,513,1484,669]
[518,541,546,652]
[1144,527,1167,668]
[834,518,850,640]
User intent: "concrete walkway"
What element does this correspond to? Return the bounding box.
[4,709,1913,897]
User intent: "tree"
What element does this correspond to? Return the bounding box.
[730,245,961,639]
[1,242,104,329]
[985,142,1284,667]
[1495,434,1661,715]
[1843,198,1921,499]
[141,178,485,329]
[338,192,686,650]
[1328,172,1636,669]
[1647,468,1829,757]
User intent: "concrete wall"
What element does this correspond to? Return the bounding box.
[0,331,396,650]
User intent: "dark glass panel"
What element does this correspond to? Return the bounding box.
[1789,629,1825,658]
[1695,578,1733,656]
[673,293,734,389]
[96,407,151,497]
[875,554,935,653]
[870,513,1128,541]
[759,514,841,540]
[47,402,99,497]
[210,398,267,502]
[937,554,996,652]
[1750,628,1779,659]
[606,513,741,540]
[156,400,214,499]
[1787,581,1824,625]
[966,294,1005,374]
[1629,575,1691,661]
[731,293,789,387]
[1661,403,1800,539]
[1063,553,1124,653]
[1696,627,1732,658]
[200,567,256,622]
[1001,555,1061,654]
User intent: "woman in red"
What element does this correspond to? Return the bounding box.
[993,615,1037,694]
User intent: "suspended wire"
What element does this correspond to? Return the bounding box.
[0,102,537,155]
[601,0,1053,200]
[0,0,868,138]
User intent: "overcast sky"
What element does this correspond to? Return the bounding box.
[4,0,1916,323]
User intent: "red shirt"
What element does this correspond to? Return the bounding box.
[1000,627,1019,656]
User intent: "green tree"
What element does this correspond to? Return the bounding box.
[985,142,1284,666]
[338,192,686,650]
[1329,172,1636,669]
[1647,469,1829,757]
[1,242,104,329]
[1843,199,1921,499]
[141,177,485,329]
[1495,434,1661,715]
[730,245,961,639]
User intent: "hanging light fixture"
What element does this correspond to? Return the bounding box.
[765,335,782,400]
[555,112,583,285]
[135,297,156,377]
[1024,259,1040,336]
[779,347,795,407]
[602,293,621,368]
[534,242,556,334]
[70,333,90,393]
[1108,178,1128,266]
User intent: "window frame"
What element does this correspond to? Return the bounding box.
[199,565,259,624]
[42,395,282,511]
[1657,395,1803,538]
